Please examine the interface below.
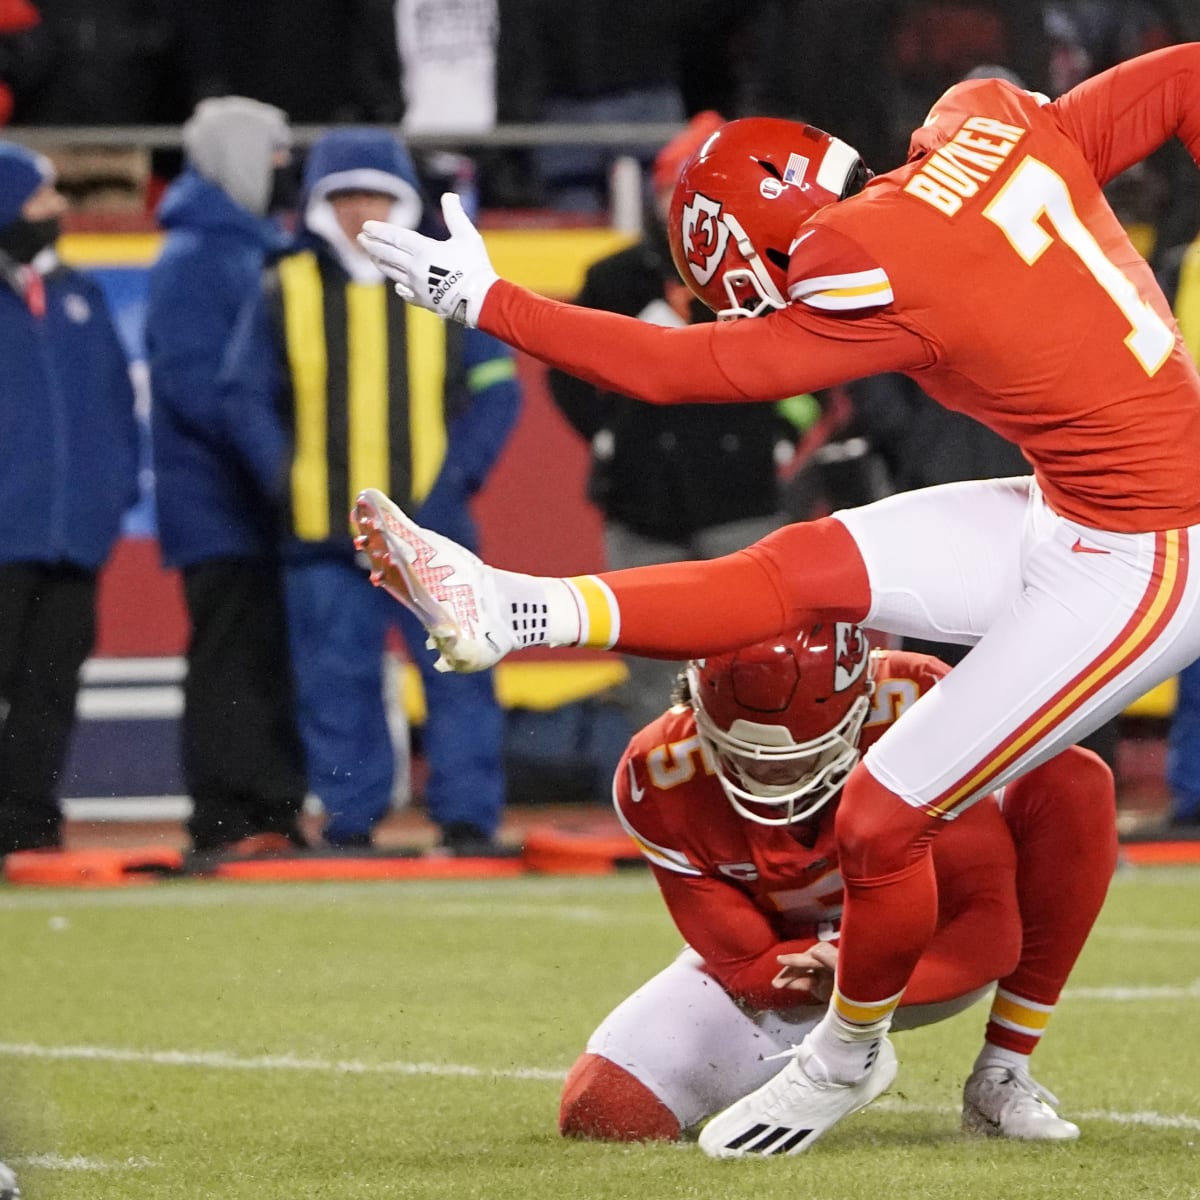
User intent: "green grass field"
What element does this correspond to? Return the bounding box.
[0,863,1197,1199]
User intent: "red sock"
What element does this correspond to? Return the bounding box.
[600,518,871,659]
[986,747,1117,1054]
[834,765,943,1007]
[559,1053,680,1142]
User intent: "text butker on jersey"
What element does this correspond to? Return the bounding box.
[687,623,873,827]
[668,118,866,320]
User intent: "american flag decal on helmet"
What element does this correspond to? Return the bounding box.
[783,153,810,185]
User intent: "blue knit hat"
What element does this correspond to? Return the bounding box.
[0,142,54,231]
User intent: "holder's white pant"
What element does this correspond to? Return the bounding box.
[584,948,988,1132]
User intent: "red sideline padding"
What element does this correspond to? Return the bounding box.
[522,825,644,875]
[213,855,526,882]
[1120,841,1200,867]
[4,847,185,887]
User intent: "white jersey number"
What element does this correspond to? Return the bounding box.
[983,155,1174,376]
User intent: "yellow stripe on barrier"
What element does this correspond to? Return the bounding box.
[397,660,627,724]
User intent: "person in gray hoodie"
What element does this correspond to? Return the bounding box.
[145,96,309,858]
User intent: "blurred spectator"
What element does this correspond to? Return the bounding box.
[396,0,496,135]
[220,128,520,852]
[6,0,185,212]
[0,143,137,855]
[547,113,795,733]
[0,0,38,127]
[394,0,496,225]
[497,0,687,212]
[1047,2,1199,263]
[171,0,399,124]
[1157,228,1200,830]
[8,0,185,125]
[145,96,309,858]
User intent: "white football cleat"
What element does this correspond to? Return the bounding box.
[962,1067,1080,1141]
[699,1037,898,1158]
[352,488,515,673]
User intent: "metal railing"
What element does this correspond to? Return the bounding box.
[2,121,688,151]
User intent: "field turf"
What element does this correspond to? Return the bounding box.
[0,864,1196,1199]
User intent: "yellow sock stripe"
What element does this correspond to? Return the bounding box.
[566,575,620,648]
[346,282,390,520]
[279,253,329,541]
[990,989,1054,1034]
[407,307,447,503]
[831,985,905,1028]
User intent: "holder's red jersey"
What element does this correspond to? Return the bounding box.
[613,650,1020,1012]
[482,44,1200,532]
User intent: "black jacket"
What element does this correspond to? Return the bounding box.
[547,222,790,541]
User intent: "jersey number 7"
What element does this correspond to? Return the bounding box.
[983,155,1174,376]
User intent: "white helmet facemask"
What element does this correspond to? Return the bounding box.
[689,660,871,826]
[715,212,788,321]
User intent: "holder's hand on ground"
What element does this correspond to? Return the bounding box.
[772,941,838,1004]
[358,193,499,327]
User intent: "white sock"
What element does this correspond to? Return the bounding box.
[803,1013,887,1085]
[492,571,585,648]
[973,1044,1032,1076]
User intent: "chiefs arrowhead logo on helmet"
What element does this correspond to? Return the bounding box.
[834,623,869,691]
[680,192,730,287]
[686,623,875,826]
[668,118,868,320]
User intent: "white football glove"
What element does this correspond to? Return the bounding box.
[357,192,499,327]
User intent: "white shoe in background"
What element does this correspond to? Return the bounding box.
[962,1066,1080,1141]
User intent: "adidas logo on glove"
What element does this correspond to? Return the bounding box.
[427,264,464,305]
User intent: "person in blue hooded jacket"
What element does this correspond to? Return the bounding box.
[0,142,138,856]
[220,127,520,852]
[145,96,310,857]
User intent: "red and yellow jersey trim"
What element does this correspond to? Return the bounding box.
[925,529,1188,817]
[788,267,895,311]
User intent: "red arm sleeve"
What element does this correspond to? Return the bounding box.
[479,279,930,406]
[1050,43,1200,186]
[900,801,1022,1006]
[651,863,823,1012]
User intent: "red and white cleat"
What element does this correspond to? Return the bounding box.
[352,488,514,673]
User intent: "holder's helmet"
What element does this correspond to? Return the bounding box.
[687,623,873,826]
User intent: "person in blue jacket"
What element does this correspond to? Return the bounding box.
[220,128,521,852]
[0,143,138,855]
[145,96,310,857]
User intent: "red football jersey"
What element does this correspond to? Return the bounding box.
[613,650,1019,1012]
[483,44,1200,532]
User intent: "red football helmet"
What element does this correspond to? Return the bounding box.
[668,117,866,320]
[687,623,874,826]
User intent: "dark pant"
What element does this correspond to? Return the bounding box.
[285,554,505,844]
[182,558,307,850]
[0,562,96,852]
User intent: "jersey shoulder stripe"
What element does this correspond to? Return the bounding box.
[612,784,702,876]
[789,267,894,311]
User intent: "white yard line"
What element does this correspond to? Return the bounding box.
[0,1040,1196,1132]
[1090,925,1200,945]
[0,875,660,912]
[10,1153,155,1172]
